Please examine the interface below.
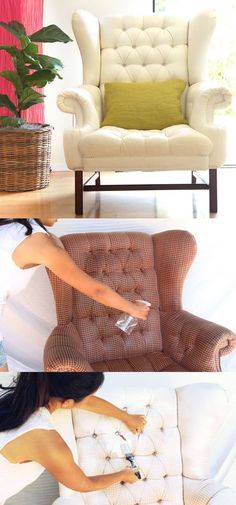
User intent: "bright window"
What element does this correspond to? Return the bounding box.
[154,0,236,164]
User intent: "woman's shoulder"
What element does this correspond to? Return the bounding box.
[0,408,55,451]
[0,220,48,256]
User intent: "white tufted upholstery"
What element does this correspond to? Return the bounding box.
[52,384,236,505]
[57,9,231,176]
[79,125,212,171]
[99,16,189,86]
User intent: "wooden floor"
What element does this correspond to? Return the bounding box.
[0,168,235,218]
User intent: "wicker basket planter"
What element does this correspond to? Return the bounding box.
[0,124,53,192]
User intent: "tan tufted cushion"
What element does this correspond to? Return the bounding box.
[50,232,162,363]
[92,351,186,371]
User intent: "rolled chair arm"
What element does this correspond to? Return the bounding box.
[186,82,232,167]
[161,310,236,372]
[186,82,232,128]
[184,477,236,505]
[44,323,93,371]
[57,84,102,129]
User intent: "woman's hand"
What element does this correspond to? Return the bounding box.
[121,468,140,484]
[77,396,147,436]
[124,413,147,434]
[128,301,150,320]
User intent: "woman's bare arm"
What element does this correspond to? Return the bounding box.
[12,233,150,320]
[78,395,146,433]
[14,430,138,491]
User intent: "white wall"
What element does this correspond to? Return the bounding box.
[43,0,153,169]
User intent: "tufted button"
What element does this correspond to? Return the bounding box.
[146,403,151,408]
[105,456,111,461]
[153,451,157,456]
[92,433,97,438]
[123,406,127,411]
[143,477,148,481]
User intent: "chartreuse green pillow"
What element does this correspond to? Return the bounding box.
[102,80,188,130]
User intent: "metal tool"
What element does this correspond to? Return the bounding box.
[115,431,142,479]
[121,442,142,479]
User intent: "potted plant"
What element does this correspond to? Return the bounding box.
[0,21,72,191]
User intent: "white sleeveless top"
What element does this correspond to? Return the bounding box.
[0,407,55,503]
[0,220,49,342]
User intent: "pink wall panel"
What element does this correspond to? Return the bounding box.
[0,0,45,124]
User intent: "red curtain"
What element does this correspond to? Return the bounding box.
[0,0,44,123]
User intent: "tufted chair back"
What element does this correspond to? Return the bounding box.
[72,10,216,115]
[49,232,162,364]
[54,383,228,505]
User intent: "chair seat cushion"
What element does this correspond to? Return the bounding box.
[81,124,212,159]
[92,350,187,371]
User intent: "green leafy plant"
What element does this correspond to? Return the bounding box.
[0,20,72,127]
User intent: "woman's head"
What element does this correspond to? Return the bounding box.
[0,372,104,431]
[0,218,57,235]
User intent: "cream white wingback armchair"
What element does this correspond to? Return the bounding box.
[52,383,236,505]
[57,10,231,215]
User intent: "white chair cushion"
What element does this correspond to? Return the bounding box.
[80,124,212,171]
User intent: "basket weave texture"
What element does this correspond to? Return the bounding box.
[0,124,52,191]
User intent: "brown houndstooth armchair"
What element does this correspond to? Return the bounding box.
[44,230,236,372]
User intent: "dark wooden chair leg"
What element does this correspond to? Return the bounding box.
[75,171,83,215]
[191,171,196,184]
[209,169,218,213]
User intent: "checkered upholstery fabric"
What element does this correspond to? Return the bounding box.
[152,230,197,312]
[47,233,162,362]
[44,324,93,372]
[161,310,236,372]
[44,230,236,372]
[92,351,186,371]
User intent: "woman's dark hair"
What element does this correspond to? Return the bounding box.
[0,372,104,431]
[0,219,48,235]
